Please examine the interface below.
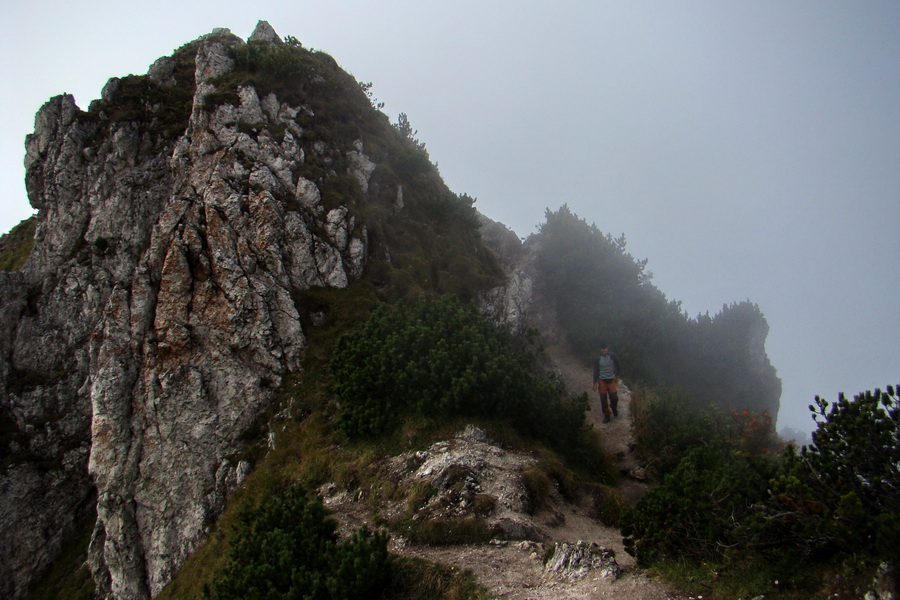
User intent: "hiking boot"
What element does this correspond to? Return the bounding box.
[612,406,618,417]
[603,415,611,423]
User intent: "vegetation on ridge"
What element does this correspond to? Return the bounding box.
[331,295,603,469]
[0,216,37,272]
[623,384,899,599]
[16,20,887,600]
[134,29,590,600]
[204,484,390,600]
[534,205,780,416]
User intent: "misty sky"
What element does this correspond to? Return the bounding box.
[1,1,897,434]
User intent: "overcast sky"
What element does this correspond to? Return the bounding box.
[2,1,897,434]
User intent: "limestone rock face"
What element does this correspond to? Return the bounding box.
[477,215,530,333]
[0,24,370,600]
[247,20,282,44]
[543,541,622,581]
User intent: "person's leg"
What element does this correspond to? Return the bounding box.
[598,380,612,422]
[603,379,619,417]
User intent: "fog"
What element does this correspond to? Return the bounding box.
[2,1,897,434]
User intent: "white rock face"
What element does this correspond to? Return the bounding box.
[384,425,548,542]
[248,20,282,44]
[477,214,534,335]
[0,24,373,600]
[544,541,622,581]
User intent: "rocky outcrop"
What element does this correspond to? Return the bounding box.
[0,22,373,599]
[544,541,622,581]
[477,215,534,335]
[388,424,550,542]
[320,424,563,547]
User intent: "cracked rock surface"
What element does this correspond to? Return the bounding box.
[0,22,373,600]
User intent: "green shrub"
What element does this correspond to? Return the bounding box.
[330,295,599,468]
[629,385,726,476]
[755,385,900,564]
[625,384,899,598]
[204,484,390,600]
[384,556,493,600]
[621,441,775,564]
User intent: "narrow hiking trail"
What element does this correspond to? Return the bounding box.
[382,344,686,600]
[544,342,650,503]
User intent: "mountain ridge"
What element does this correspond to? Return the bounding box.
[0,21,779,600]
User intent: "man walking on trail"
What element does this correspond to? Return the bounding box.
[592,343,621,424]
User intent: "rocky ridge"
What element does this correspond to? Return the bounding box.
[1,22,376,600]
[0,19,785,600]
[316,391,679,600]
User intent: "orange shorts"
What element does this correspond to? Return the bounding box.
[597,378,618,394]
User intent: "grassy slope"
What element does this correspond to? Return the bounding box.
[0,216,37,272]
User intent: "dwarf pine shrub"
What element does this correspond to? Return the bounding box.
[204,484,389,600]
[621,441,775,564]
[330,295,596,467]
[756,384,900,565]
[624,383,900,597]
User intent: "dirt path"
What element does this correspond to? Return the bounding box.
[545,342,649,502]
[386,344,684,600]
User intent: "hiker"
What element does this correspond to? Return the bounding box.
[592,343,621,423]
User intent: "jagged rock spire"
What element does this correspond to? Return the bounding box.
[248,20,282,44]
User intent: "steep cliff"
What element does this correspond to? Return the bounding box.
[0,22,498,600]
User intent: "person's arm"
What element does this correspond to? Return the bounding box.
[612,354,621,378]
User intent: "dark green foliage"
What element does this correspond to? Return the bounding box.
[214,41,383,152]
[330,295,600,467]
[630,386,730,475]
[688,301,782,414]
[392,146,432,179]
[757,385,900,564]
[534,205,780,416]
[534,205,656,371]
[394,113,421,147]
[205,484,389,600]
[226,42,316,103]
[325,525,392,600]
[624,384,899,598]
[0,216,37,271]
[81,39,199,142]
[806,385,899,516]
[622,441,775,564]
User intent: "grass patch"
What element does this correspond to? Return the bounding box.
[0,216,37,272]
[406,480,438,513]
[27,499,96,600]
[520,466,554,515]
[583,482,629,526]
[384,556,493,600]
[401,515,496,547]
